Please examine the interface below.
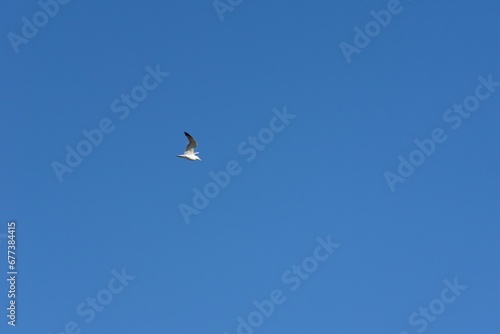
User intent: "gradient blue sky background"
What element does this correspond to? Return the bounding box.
[1,1,499,333]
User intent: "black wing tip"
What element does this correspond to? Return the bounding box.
[184,131,191,137]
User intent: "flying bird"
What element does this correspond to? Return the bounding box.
[177,132,201,161]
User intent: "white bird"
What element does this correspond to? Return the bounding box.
[177,132,201,161]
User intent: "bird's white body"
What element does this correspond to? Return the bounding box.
[177,153,200,161]
[177,132,201,161]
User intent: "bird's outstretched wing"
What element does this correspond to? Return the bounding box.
[184,131,198,154]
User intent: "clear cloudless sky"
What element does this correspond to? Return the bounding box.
[1,0,499,333]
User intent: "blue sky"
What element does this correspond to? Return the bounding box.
[1,0,499,333]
